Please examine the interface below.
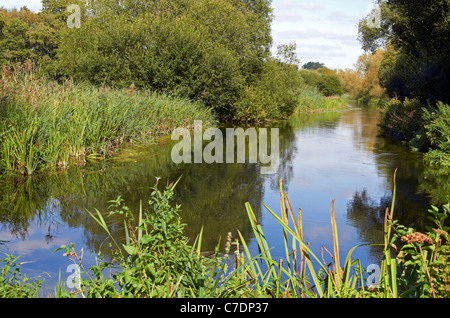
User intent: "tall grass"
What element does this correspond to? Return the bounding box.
[239,172,449,298]
[0,61,215,175]
[296,86,349,114]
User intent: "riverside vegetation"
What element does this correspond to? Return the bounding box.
[357,0,450,169]
[0,1,348,175]
[0,176,449,298]
[1,0,448,298]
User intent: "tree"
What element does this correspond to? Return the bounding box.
[358,0,450,105]
[0,9,31,64]
[302,61,325,70]
[276,43,300,66]
[56,0,278,120]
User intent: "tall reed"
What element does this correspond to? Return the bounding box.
[0,61,215,175]
[296,86,348,114]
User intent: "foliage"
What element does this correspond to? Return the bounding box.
[378,98,424,144]
[0,254,41,298]
[392,204,450,297]
[298,68,344,97]
[378,98,450,168]
[302,61,325,70]
[0,62,214,175]
[337,49,386,103]
[316,73,344,97]
[56,0,275,121]
[358,0,450,105]
[422,102,450,168]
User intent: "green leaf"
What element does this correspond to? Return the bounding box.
[140,234,153,245]
[122,244,138,256]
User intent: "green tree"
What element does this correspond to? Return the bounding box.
[302,61,325,70]
[0,10,31,64]
[56,0,277,120]
[358,0,450,105]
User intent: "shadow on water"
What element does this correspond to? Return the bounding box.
[0,104,447,295]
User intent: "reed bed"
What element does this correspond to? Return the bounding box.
[296,86,349,114]
[0,62,215,175]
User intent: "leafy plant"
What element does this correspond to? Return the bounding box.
[0,254,41,298]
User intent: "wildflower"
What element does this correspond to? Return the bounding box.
[401,232,433,245]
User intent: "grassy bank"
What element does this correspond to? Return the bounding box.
[296,86,349,114]
[378,98,450,168]
[0,62,215,176]
[1,176,448,298]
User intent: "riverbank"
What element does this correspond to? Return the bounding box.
[0,63,351,176]
[1,178,448,298]
[0,63,215,176]
[296,87,349,114]
[378,98,450,169]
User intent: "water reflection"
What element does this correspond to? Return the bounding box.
[0,105,447,295]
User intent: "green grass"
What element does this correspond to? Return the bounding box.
[0,62,215,175]
[296,86,349,114]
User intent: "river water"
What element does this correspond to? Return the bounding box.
[0,104,446,296]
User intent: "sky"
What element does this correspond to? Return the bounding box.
[0,0,377,70]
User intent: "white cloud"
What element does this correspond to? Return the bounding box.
[271,0,376,70]
[0,0,42,12]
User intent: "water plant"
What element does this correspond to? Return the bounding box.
[0,62,215,176]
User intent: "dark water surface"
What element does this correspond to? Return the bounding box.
[0,105,446,296]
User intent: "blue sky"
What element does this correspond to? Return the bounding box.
[0,0,376,69]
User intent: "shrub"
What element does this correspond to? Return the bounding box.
[232,59,303,121]
[316,74,344,97]
[423,102,450,167]
[378,98,424,143]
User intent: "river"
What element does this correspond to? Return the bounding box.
[0,104,446,296]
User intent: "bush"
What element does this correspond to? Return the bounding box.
[423,102,450,167]
[316,74,344,97]
[378,98,425,144]
[57,0,273,121]
[232,59,303,121]
[299,69,344,97]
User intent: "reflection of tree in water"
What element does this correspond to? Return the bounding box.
[264,120,297,192]
[347,189,390,263]
[265,111,344,192]
[171,162,264,252]
[0,133,269,258]
[373,136,444,229]
[347,185,439,264]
